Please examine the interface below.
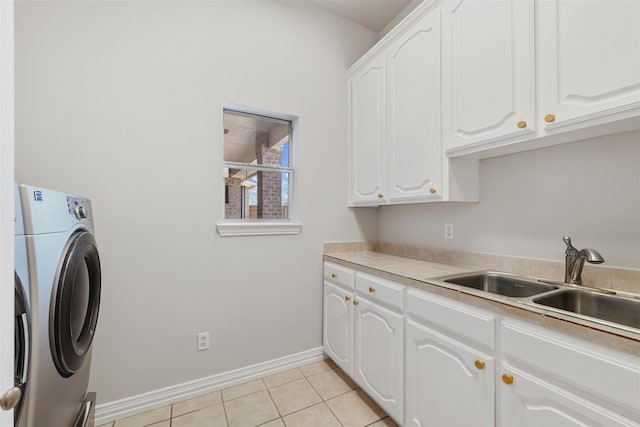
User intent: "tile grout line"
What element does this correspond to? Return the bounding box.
[323,398,346,427]
[221,395,230,427]
[264,380,284,419]
[255,378,282,427]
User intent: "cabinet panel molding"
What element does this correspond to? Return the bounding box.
[405,319,494,427]
[502,319,640,415]
[538,0,640,131]
[354,296,404,424]
[500,364,637,427]
[323,282,354,376]
[442,0,535,149]
[387,10,443,203]
[350,55,387,205]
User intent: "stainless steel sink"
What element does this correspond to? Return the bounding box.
[439,272,559,298]
[533,290,640,330]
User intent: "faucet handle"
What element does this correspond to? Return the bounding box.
[563,236,579,256]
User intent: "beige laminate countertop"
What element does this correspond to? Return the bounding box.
[324,251,640,356]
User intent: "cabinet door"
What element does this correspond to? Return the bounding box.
[538,0,640,130]
[323,282,354,376]
[405,319,494,427]
[442,0,534,150]
[354,297,403,424]
[500,365,636,427]
[349,55,387,206]
[386,10,442,203]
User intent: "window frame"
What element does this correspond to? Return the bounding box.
[217,104,302,237]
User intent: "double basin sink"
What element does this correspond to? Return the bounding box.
[433,271,640,332]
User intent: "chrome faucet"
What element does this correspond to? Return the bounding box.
[563,236,605,285]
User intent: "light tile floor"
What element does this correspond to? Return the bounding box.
[98,359,398,427]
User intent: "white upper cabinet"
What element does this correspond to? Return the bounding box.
[387,11,443,203]
[348,3,479,207]
[444,0,640,158]
[538,0,640,130]
[348,0,640,197]
[349,55,387,206]
[442,0,535,151]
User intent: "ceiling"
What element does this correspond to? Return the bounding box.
[224,0,416,170]
[308,0,413,32]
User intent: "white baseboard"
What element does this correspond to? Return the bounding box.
[95,347,325,425]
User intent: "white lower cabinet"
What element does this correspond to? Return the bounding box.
[404,288,496,427]
[322,264,405,425]
[499,318,640,426]
[322,264,355,377]
[354,296,404,424]
[405,319,494,427]
[322,282,354,376]
[322,262,640,427]
[500,364,635,427]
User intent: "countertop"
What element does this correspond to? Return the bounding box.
[324,250,640,356]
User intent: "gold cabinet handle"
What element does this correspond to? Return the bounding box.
[345,295,351,301]
[377,194,384,199]
[502,374,514,385]
[517,120,527,129]
[429,188,437,194]
[474,360,485,370]
[368,287,375,293]
[331,273,337,278]
[545,114,556,123]
[353,300,359,306]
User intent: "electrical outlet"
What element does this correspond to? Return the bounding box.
[444,223,454,240]
[197,332,210,351]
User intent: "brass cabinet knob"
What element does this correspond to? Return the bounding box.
[429,188,437,194]
[517,120,527,128]
[545,114,556,123]
[502,374,514,385]
[368,287,375,293]
[474,360,485,370]
[331,273,337,278]
[345,295,351,301]
[353,300,359,306]
[377,194,384,199]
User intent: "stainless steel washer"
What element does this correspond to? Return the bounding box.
[14,184,30,427]
[19,184,101,427]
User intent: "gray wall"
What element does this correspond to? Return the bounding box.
[15,0,378,403]
[378,130,640,268]
[15,0,640,408]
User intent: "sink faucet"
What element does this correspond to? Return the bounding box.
[563,236,605,285]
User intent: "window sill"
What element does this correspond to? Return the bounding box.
[216,221,302,237]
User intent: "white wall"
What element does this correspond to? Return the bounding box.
[0,0,15,425]
[378,130,640,269]
[15,1,378,403]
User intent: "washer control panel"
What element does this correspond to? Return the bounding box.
[66,197,91,221]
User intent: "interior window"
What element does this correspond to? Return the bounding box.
[223,109,292,220]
